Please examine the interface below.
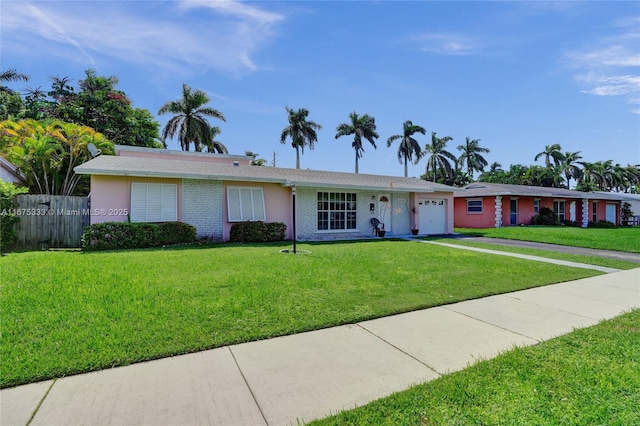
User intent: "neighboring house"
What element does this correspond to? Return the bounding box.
[454,182,628,228]
[0,156,24,184]
[74,145,456,241]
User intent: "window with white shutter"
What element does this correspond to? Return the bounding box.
[227,187,266,221]
[130,183,177,222]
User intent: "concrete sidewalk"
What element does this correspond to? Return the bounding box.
[2,269,639,426]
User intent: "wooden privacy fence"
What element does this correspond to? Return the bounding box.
[14,195,90,250]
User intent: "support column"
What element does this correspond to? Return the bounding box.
[581,198,589,228]
[495,196,502,228]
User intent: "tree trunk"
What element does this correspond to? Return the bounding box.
[355,151,359,174]
[295,146,300,169]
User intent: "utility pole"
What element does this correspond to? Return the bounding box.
[272,151,277,167]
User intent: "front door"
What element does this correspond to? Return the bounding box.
[606,204,616,224]
[510,199,518,225]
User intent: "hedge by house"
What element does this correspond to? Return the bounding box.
[229,221,287,243]
[82,221,197,251]
[0,180,28,252]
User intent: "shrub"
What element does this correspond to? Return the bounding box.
[82,221,197,251]
[588,220,616,229]
[0,180,28,252]
[229,221,287,243]
[562,219,579,227]
[531,206,559,226]
[157,222,197,245]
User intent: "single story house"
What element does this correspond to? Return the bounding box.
[1,156,24,184]
[454,182,628,228]
[74,145,457,241]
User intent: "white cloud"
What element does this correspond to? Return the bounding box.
[565,17,640,114]
[410,33,476,56]
[1,1,284,77]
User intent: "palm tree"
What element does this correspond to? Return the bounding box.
[280,107,322,169]
[422,132,455,183]
[534,144,565,168]
[386,120,426,177]
[202,126,228,154]
[335,112,379,173]
[1,68,29,93]
[457,137,490,181]
[158,84,226,152]
[559,151,582,189]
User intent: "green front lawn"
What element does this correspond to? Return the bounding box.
[455,226,640,253]
[1,240,602,388]
[312,309,640,425]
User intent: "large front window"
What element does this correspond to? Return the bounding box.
[317,192,356,230]
[553,200,566,221]
[592,201,598,223]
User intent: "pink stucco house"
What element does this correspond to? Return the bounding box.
[454,182,626,228]
[74,146,457,241]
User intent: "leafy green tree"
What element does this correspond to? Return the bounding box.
[0,91,24,120]
[17,70,161,147]
[0,180,28,252]
[159,83,226,152]
[534,144,565,168]
[335,112,379,174]
[0,119,113,195]
[457,137,490,181]
[422,132,455,183]
[280,107,322,169]
[386,120,425,177]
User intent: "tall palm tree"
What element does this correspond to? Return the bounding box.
[280,107,322,169]
[559,151,582,189]
[457,137,490,181]
[534,144,565,168]
[386,120,425,177]
[158,84,226,152]
[202,126,228,154]
[422,132,455,183]
[335,112,379,173]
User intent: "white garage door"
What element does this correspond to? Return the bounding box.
[418,199,446,235]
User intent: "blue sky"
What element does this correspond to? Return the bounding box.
[2,1,639,177]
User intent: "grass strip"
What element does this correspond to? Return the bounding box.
[455,226,640,253]
[430,238,639,270]
[1,240,602,388]
[312,309,640,425]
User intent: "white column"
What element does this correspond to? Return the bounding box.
[581,198,589,228]
[495,196,502,228]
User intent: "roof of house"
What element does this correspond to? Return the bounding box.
[75,155,456,193]
[455,182,628,201]
[0,156,24,182]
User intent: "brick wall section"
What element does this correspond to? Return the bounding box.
[181,179,224,240]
